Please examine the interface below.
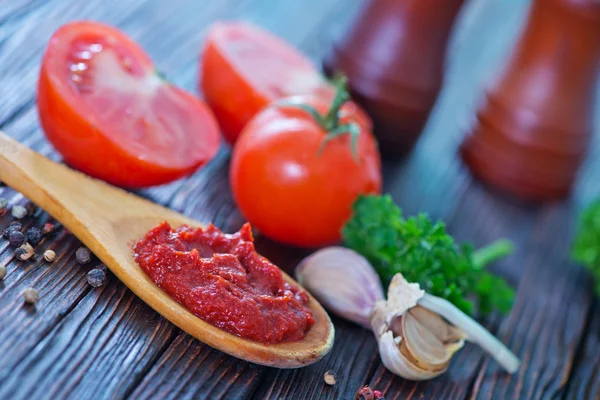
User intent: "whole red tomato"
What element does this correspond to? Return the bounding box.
[230,80,382,248]
[38,21,220,188]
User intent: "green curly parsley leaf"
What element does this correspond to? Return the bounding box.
[342,194,515,316]
[572,200,600,295]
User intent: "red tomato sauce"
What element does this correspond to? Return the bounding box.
[133,222,314,344]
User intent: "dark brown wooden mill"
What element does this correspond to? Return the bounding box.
[324,0,465,157]
[460,0,600,201]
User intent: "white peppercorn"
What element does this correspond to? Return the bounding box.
[23,287,38,304]
[15,243,34,261]
[43,250,56,263]
[324,370,337,386]
[11,205,27,219]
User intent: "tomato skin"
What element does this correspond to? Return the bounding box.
[200,22,372,146]
[201,35,267,145]
[230,96,382,248]
[38,21,220,188]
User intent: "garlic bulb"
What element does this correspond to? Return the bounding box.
[370,275,466,380]
[296,247,385,328]
[371,274,521,380]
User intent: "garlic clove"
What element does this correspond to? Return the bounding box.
[371,286,450,381]
[408,306,466,345]
[296,247,385,329]
[401,309,463,368]
[378,330,449,381]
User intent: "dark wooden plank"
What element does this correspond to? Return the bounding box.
[469,207,593,399]
[0,0,598,398]
[564,301,600,400]
[0,0,246,391]
[0,0,38,24]
[363,0,598,398]
[0,0,371,399]
[251,319,379,400]
[132,1,378,398]
[0,276,176,400]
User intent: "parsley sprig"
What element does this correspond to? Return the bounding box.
[342,195,515,316]
[572,200,600,295]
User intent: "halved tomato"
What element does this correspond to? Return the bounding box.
[38,21,220,188]
[200,21,371,145]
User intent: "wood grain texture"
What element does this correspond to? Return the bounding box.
[564,301,600,400]
[0,0,599,398]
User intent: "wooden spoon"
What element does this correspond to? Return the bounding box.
[0,131,334,368]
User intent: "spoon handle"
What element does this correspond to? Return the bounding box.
[0,132,73,214]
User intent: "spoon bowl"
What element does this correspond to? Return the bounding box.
[0,131,334,368]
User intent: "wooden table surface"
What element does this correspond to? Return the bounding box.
[0,0,599,399]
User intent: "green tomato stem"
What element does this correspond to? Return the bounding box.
[274,74,361,160]
[472,239,514,269]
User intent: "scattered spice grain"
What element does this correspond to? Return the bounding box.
[11,205,27,219]
[0,265,6,280]
[26,227,42,247]
[42,223,55,235]
[355,386,384,400]
[8,230,25,248]
[0,197,7,217]
[324,370,337,386]
[24,202,37,217]
[3,222,21,239]
[43,250,56,263]
[23,287,38,304]
[15,243,34,261]
[87,268,106,287]
[76,247,91,264]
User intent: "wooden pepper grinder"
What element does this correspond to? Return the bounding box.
[461,0,600,201]
[324,0,465,157]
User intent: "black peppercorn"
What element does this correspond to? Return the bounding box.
[8,230,25,248]
[26,227,43,247]
[87,268,106,287]
[76,247,91,264]
[3,222,21,239]
[24,202,37,217]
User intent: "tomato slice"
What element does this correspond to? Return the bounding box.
[201,21,370,145]
[38,21,220,188]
